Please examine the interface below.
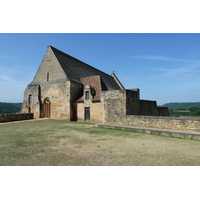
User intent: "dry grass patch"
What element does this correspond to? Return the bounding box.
[1,119,200,166]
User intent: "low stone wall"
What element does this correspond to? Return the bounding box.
[0,113,34,123]
[109,115,200,132]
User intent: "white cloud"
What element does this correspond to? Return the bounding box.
[153,63,200,78]
[0,75,13,82]
[132,55,198,63]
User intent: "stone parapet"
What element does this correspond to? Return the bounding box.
[0,113,33,123]
[109,115,200,132]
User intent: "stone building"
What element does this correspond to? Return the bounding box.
[21,46,169,122]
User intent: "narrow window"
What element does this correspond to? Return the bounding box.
[28,94,33,105]
[85,91,89,100]
[47,72,49,82]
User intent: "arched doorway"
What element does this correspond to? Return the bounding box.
[43,98,51,118]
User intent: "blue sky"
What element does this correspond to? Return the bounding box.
[0,33,200,105]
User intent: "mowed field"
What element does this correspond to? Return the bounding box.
[1,119,200,166]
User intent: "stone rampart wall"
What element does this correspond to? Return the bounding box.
[101,90,126,123]
[126,89,140,115]
[109,115,200,132]
[0,113,33,123]
[157,107,169,116]
[140,100,158,116]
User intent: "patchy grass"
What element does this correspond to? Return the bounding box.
[1,119,200,166]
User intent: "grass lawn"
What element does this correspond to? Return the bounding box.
[1,119,200,166]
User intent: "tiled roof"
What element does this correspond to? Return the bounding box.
[76,75,107,102]
[49,46,122,90]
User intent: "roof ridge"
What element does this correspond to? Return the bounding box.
[48,46,114,78]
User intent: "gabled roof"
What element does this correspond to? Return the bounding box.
[49,46,122,90]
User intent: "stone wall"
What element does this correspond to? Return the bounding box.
[21,47,71,120]
[140,100,158,116]
[101,90,126,123]
[42,82,70,120]
[0,113,33,123]
[70,81,83,121]
[126,89,140,115]
[109,115,200,132]
[157,107,169,116]
[77,102,103,123]
[21,84,41,118]
[32,47,68,83]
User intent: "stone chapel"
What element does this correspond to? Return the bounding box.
[21,46,168,122]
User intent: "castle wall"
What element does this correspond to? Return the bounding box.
[126,89,140,115]
[108,115,200,132]
[101,90,126,123]
[158,107,169,116]
[140,100,158,116]
[77,89,169,123]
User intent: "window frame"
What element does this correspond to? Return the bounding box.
[85,91,90,100]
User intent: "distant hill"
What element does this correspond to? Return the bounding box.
[162,102,200,110]
[161,102,200,116]
[0,102,22,114]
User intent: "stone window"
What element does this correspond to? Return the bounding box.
[47,72,49,82]
[28,94,33,105]
[85,91,90,100]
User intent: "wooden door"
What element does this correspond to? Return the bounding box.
[43,98,51,118]
[84,107,90,121]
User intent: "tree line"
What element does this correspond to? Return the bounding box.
[169,107,200,116]
[0,102,22,114]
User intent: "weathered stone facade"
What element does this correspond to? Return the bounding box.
[22,46,169,123]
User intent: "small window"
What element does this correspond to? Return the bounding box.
[47,72,49,82]
[85,91,90,100]
[28,94,33,105]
